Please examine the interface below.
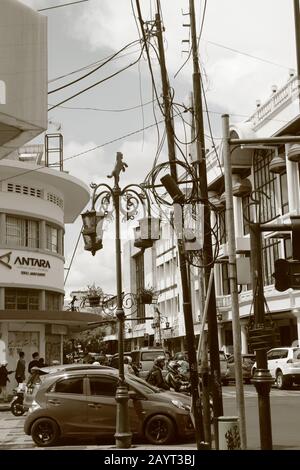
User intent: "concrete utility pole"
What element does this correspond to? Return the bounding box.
[154,5,206,449]
[222,114,247,449]
[188,0,224,430]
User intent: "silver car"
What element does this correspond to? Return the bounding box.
[24,368,194,447]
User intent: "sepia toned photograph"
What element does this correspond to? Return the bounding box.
[0,0,300,459]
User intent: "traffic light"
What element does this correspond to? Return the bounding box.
[273,258,300,291]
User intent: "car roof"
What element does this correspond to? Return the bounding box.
[38,367,120,384]
[32,364,112,375]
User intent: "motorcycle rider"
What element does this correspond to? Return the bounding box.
[165,360,190,393]
[146,356,169,390]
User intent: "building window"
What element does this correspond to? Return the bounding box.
[280,172,289,215]
[6,216,39,248]
[5,288,39,310]
[262,238,280,286]
[135,252,145,323]
[253,150,277,222]
[46,225,59,253]
[46,292,61,311]
[284,237,292,260]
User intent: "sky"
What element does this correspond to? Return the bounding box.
[19,0,297,298]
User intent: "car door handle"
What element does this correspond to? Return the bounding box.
[48,399,60,405]
[88,403,102,409]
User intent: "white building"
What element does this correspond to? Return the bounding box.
[0,1,99,392]
[117,72,300,355]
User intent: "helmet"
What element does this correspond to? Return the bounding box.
[167,360,180,373]
[154,355,165,366]
[92,361,100,366]
[176,353,185,361]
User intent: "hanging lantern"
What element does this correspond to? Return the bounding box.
[81,210,104,255]
[232,175,252,197]
[269,153,286,174]
[287,143,300,163]
[133,217,160,249]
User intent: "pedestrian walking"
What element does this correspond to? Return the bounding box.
[124,356,135,375]
[15,351,26,384]
[0,361,13,402]
[28,352,39,374]
[146,356,169,389]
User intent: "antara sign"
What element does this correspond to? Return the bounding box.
[0,250,63,291]
[15,256,51,269]
[0,251,52,279]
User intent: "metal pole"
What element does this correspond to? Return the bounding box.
[249,223,273,450]
[294,0,300,79]
[154,7,206,448]
[189,0,223,434]
[222,114,247,449]
[113,183,132,449]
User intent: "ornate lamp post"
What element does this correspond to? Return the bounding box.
[81,152,159,449]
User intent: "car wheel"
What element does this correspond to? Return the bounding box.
[10,399,25,416]
[31,418,60,447]
[144,415,175,445]
[276,371,286,390]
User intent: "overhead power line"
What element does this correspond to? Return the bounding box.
[38,0,89,12]
[48,46,144,111]
[47,99,155,112]
[205,40,292,70]
[48,39,141,95]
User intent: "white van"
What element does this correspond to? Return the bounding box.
[131,348,166,379]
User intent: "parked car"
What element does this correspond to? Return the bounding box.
[111,348,166,379]
[251,347,300,389]
[23,363,111,411]
[24,368,194,447]
[225,354,255,384]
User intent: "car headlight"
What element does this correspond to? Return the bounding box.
[29,400,41,413]
[171,399,190,411]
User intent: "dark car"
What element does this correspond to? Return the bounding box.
[24,368,193,447]
[225,354,256,384]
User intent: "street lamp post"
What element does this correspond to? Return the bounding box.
[81,152,159,449]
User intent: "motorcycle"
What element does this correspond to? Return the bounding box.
[10,382,27,416]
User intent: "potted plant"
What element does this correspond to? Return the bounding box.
[139,286,158,305]
[86,283,103,307]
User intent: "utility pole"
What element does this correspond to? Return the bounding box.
[189,0,223,432]
[222,114,247,449]
[294,0,300,78]
[154,5,206,449]
[249,223,273,450]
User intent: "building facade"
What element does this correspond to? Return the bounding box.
[0,141,93,391]
[116,73,300,356]
[0,2,100,393]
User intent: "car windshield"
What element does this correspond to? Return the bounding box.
[126,374,160,394]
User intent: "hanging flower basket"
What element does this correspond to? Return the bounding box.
[86,284,103,307]
[88,295,101,307]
